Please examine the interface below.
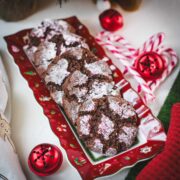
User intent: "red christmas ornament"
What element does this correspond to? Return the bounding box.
[28,143,63,176]
[135,52,164,80]
[99,9,123,32]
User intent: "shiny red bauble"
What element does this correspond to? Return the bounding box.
[99,9,123,32]
[28,143,63,176]
[135,52,164,80]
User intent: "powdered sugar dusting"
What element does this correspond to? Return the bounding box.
[50,90,64,105]
[23,45,38,62]
[105,148,117,156]
[34,41,57,74]
[81,99,96,112]
[79,115,91,135]
[118,126,137,147]
[64,99,80,124]
[69,87,88,102]
[31,19,74,38]
[121,103,135,119]
[56,20,72,30]
[93,139,103,153]
[85,61,112,77]
[31,27,44,38]
[45,58,70,85]
[108,96,123,116]
[59,32,88,54]
[67,48,84,60]
[65,71,88,102]
[67,70,88,87]
[108,96,135,118]
[63,33,83,46]
[88,81,114,99]
[98,114,114,140]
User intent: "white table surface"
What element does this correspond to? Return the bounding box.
[0,0,179,179]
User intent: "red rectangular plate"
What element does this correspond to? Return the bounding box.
[4,16,166,180]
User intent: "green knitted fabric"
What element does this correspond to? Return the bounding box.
[126,71,180,180]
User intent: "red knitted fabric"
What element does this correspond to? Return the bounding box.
[137,103,180,180]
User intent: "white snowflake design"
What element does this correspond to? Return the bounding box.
[152,125,161,133]
[140,146,152,154]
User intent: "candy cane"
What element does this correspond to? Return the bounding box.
[137,33,165,55]
[96,38,135,61]
[96,31,155,102]
[96,32,135,52]
[100,43,155,100]
[109,34,136,52]
[96,32,136,60]
[149,48,178,91]
[96,31,178,103]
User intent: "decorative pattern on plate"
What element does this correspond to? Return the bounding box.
[4,16,166,180]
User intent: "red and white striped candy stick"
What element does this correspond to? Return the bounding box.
[96,31,178,103]
[97,31,136,57]
[107,33,136,52]
[111,55,155,101]
[96,32,155,101]
[148,48,178,91]
[137,32,165,55]
[135,32,177,98]
[96,31,136,61]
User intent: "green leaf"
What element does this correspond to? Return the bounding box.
[70,144,76,148]
[74,157,86,166]
[24,71,36,76]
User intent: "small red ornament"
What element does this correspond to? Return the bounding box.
[28,143,63,176]
[135,52,164,80]
[99,9,123,32]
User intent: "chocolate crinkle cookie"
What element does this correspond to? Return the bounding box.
[32,41,57,76]
[27,19,76,47]
[44,48,98,104]
[44,47,113,106]
[76,95,138,156]
[23,19,138,156]
[23,19,75,61]
[62,70,114,124]
[49,32,88,56]
[25,34,88,76]
[63,70,114,103]
[23,19,89,75]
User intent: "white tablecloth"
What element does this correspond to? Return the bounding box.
[0,0,179,179]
